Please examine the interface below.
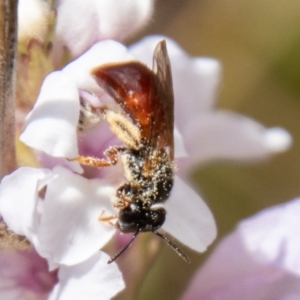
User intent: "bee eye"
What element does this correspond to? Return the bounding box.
[124,185,131,195]
[117,184,132,196]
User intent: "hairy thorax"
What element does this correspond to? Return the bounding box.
[116,145,174,233]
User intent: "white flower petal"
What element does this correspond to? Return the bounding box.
[238,198,300,276]
[173,57,220,132]
[184,111,292,166]
[174,127,188,158]
[49,252,124,300]
[0,167,52,242]
[63,40,135,93]
[262,127,292,153]
[37,166,116,266]
[53,0,153,61]
[20,71,80,158]
[129,35,221,130]
[162,176,217,252]
[36,151,83,174]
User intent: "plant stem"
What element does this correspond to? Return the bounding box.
[0,0,18,179]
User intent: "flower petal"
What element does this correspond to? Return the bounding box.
[49,252,124,300]
[129,35,221,130]
[20,71,80,158]
[0,249,57,300]
[181,233,300,300]
[62,40,135,93]
[238,198,300,276]
[36,151,83,174]
[174,127,188,158]
[37,166,116,266]
[162,176,217,252]
[184,111,292,167]
[0,167,52,242]
[53,0,153,61]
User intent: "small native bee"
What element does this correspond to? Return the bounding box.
[74,40,189,263]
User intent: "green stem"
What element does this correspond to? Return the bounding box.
[0,0,18,179]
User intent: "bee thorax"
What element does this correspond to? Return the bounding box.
[116,146,173,233]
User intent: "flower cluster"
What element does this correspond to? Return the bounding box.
[0,0,294,299]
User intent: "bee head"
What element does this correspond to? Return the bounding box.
[117,202,166,233]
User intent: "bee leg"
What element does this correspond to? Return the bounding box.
[68,146,121,168]
[98,214,117,222]
[102,109,141,150]
[113,196,131,210]
[98,210,118,227]
[113,184,131,209]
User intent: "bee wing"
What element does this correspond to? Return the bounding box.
[151,39,174,159]
[92,40,174,159]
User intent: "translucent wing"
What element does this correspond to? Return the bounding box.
[151,39,174,159]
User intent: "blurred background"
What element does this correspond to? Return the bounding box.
[122,0,300,299]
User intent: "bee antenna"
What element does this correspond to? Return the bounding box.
[153,231,190,263]
[107,230,140,264]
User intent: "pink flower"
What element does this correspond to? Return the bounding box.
[18,37,218,255]
[181,198,300,300]
[0,35,291,298]
[52,0,154,62]
[21,35,291,174]
[49,251,124,300]
[0,167,124,299]
[129,36,291,174]
[0,248,56,300]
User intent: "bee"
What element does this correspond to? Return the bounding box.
[74,40,189,263]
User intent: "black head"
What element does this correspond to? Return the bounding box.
[108,211,190,264]
[106,200,190,264]
[117,202,166,233]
